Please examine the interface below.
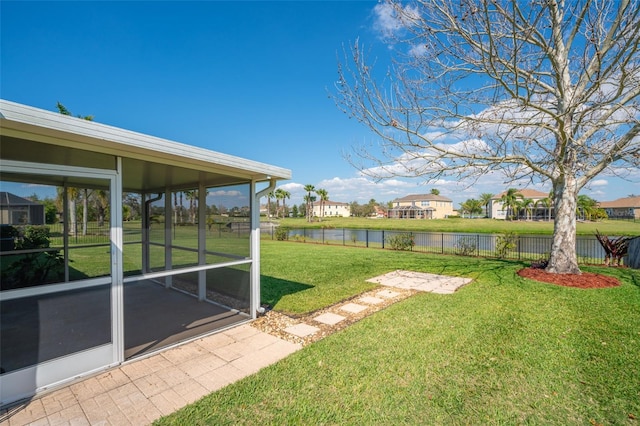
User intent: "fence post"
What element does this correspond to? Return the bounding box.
[322,228,325,244]
[477,234,480,257]
[380,230,383,249]
[343,228,345,246]
[441,233,444,254]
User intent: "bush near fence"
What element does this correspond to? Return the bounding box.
[263,227,611,265]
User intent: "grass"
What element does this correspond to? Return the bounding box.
[155,241,640,425]
[277,216,640,236]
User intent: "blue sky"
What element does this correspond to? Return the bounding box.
[1,1,638,208]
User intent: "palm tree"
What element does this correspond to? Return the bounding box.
[304,184,315,222]
[535,196,552,221]
[498,188,523,220]
[304,194,316,221]
[56,103,94,234]
[577,195,598,221]
[460,199,482,218]
[56,102,94,121]
[479,193,494,218]
[315,188,329,221]
[520,198,534,220]
[184,190,198,224]
[266,191,274,220]
[274,189,284,219]
[275,188,290,218]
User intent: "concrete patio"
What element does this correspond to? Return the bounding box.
[0,271,472,425]
[0,325,301,426]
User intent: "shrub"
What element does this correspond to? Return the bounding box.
[1,225,63,290]
[385,233,415,251]
[275,226,290,241]
[495,232,519,259]
[455,236,477,256]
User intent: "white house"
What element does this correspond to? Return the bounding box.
[311,200,350,218]
[0,100,291,407]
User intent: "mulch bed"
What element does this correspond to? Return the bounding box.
[517,267,621,288]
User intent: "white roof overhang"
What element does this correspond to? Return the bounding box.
[0,99,291,192]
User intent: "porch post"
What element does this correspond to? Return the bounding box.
[198,183,206,301]
[112,157,124,363]
[252,178,276,318]
[164,188,172,289]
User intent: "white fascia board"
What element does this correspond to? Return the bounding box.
[0,99,291,181]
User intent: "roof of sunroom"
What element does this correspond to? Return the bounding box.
[0,100,291,192]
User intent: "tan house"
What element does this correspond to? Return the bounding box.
[311,200,350,218]
[388,194,454,219]
[599,196,640,220]
[490,189,551,220]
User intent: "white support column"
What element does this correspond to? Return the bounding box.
[164,189,172,289]
[111,157,124,363]
[251,178,276,318]
[141,193,149,273]
[62,185,69,282]
[198,183,206,301]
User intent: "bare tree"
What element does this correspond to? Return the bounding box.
[335,0,640,274]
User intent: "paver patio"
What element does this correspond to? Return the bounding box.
[0,271,472,425]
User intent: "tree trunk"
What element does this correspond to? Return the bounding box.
[69,199,77,236]
[82,189,89,236]
[546,179,581,274]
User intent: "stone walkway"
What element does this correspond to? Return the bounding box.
[0,271,472,426]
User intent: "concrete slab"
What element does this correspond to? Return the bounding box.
[313,312,346,325]
[359,296,385,305]
[340,303,368,314]
[283,323,320,338]
[376,289,401,299]
[367,270,472,293]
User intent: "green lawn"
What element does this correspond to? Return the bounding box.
[277,216,640,236]
[155,241,640,425]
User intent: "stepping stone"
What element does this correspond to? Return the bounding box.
[314,312,346,325]
[359,296,384,305]
[284,323,319,338]
[376,289,401,299]
[340,303,368,314]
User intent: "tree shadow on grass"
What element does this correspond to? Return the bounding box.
[260,275,314,310]
[424,256,527,284]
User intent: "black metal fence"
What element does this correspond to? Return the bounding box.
[264,227,611,265]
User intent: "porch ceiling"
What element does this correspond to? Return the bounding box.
[0,100,291,192]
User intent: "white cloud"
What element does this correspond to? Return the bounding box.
[373,2,421,41]
[589,179,608,187]
[208,190,242,197]
[373,2,402,39]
